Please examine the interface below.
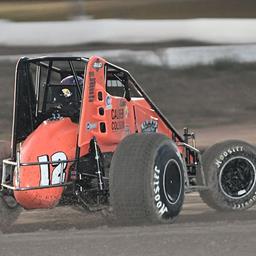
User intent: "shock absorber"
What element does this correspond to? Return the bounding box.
[92,137,105,191]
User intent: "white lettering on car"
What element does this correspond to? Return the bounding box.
[215,146,244,168]
[153,165,168,216]
[38,152,68,186]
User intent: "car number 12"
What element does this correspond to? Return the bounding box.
[38,152,68,186]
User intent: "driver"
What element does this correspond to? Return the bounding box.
[60,75,84,98]
[49,75,84,121]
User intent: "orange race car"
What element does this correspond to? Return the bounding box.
[1,55,256,230]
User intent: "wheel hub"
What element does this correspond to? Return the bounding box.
[219,156,256,199]
[163,159,182,204]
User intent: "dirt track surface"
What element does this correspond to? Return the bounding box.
[2,223,256,256]
[1,194,256,256]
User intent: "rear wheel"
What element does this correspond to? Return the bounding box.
[197,140,256,211]
[110,133,185,224]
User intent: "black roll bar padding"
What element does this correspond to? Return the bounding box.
[68,60,82,97]
[11,57,30,159]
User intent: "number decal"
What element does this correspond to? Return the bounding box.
[38,155,50,186]
[38,152,68,186]
[51,152,67,185]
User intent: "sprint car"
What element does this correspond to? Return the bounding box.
[1,56,256,231]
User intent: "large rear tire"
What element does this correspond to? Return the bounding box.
[197,140,256,211]
[110,133,185,225]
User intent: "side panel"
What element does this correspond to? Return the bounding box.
[132,98,172,137]
[78,56,136,153]
[78,56,106,148]
[132,98,185,154]
[78,56,181,154]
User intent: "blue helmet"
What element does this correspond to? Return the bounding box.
[60,75,83,87]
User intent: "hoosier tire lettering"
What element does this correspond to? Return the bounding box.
[215,146,243,168]
[154,166,168,216]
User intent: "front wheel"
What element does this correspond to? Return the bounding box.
[197,140,256,211]
[110,133,185,225]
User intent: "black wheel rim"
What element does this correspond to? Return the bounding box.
[220,157,256,199]
[163,159,182,204]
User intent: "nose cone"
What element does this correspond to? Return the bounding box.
[14,118,78,209]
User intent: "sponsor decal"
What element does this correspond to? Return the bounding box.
[86,122,97,130]
[106,95,112,110]
[93,59,103,71]
[111,108,124,120]
[154,165,168,216]
[111,108,125,131]
[215,146,244,168]
[112,120,125,131]
[89,72,96,102]
[141,120,158,133]
[119,99,126,107]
